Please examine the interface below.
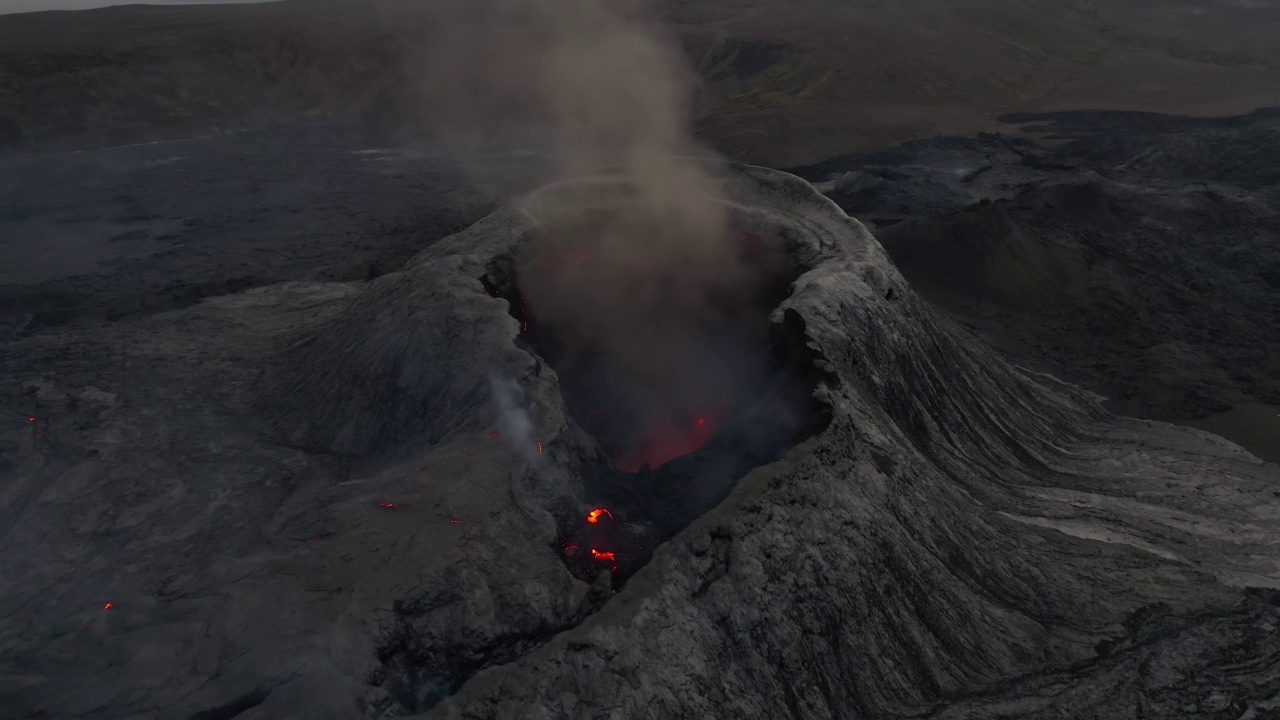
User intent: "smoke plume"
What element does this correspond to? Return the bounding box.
[410,0,767,465]
[490,375,537,461]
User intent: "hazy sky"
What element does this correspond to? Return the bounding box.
[0,0,273,15]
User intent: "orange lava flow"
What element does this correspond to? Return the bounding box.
[586,507,614,524]
[590,549,616,561]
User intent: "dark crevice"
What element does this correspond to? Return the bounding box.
[187,687,271,720]
[917,589,1280,712]
[373,623,559,714]
[371,575,616,714]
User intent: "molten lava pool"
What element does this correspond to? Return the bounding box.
[615,414,723,472]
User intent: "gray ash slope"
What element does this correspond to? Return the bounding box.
[789,108,1280,449]
[1,161,1277,720]
[404,166,1280,718]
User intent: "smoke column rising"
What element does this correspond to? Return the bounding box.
[410,0,763,465]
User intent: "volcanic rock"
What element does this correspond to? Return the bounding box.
[414,165,1280,719]
[0,162,1276,720]
[792,109,1280,458]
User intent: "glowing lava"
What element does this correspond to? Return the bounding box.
[583,507,620,569]
[616,414,723,472]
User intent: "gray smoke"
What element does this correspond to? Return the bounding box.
[408,0,760,456]
[490,375,537,461]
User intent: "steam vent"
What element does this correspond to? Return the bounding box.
[9,163,1278,719]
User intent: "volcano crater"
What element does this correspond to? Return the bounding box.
[479,178,833,584]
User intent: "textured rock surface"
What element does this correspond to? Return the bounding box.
[792,109,1280,456]
[419,165,1280,719]
[1,162,1276,719]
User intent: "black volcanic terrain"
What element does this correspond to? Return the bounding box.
[793,109,1280,461]
[0,2,1277,719]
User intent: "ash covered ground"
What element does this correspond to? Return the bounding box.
[0,114,1278,719]
[793,109,1280,462]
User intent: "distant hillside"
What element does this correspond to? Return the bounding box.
[1,0,1278,164]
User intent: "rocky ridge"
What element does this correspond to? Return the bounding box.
[792,109,1280,453]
